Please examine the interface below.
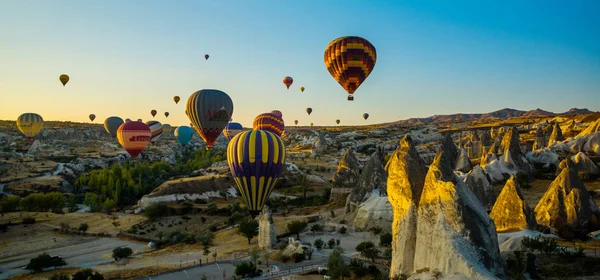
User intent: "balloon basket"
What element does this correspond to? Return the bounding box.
[347,95,354,101]
[249,210,261,218]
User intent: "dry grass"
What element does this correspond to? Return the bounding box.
[10,267,80,280]
[0,159,58,183]
[128,215,226,240]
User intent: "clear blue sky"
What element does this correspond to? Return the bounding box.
[1,0,599,127]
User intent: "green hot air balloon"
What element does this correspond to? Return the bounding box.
[104,116,124,137]
[186,89,234,149]
[336,119,340,125]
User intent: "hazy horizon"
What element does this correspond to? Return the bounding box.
[1,0,599,127]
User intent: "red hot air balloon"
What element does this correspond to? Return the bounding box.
[282,76,293,89]
[253,113,284,136]
[117,122,151,158]
[294,120,298,125]
[151,110,157,117]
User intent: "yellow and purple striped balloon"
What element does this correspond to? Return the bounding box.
[227,130,285,214]
[16,113,44,140]
[253,113,284,137]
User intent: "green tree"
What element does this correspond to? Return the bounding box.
[78,223,89,235]
[103,198,116,213]
[72,268,104,280]
[212,251,217,262]
[356,241,379,262]
[287,220,308,240]
[310,223,323,234]
[314,239,324,250]
[203,247,211,263]
[143,202,169,221]
[83,193,103,212]
[235,261,260,278]
[66,194,78,213]
[50,273,71,280]
[112,247,133,261]
[338,226,347,234]
[206,202,218,214]
[0,196,20,214]
[380,233,392,247]
[250,248,260,265]
[25,253,67,272]
[237,218,259,244]
[328,238,336,249]
[328,248,349,279]
[157,231,166,241]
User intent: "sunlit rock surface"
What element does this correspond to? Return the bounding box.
[535,159,600,237]
[258,206,276,249]
[548,122,564,146]
[571,152,600,176]
[532,127,547,150]
[576,118,600,138]
[490,176,535,231]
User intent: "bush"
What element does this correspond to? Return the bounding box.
[50,273,70,280]
[234,261,261,278]
[287,220,308,240]
[143,202,169,221]
[340,219,346,224]
[314,239,324,250]
[0,196,20,213]
[380,233,392,247]
[369,226,382,235]
[72,268,104,280]
[310,223,323,232]
[22,217,36,224]
[292,253,305,263]
[338,226,347,234]
[112,247,133,261]
[209,224,218,232]
[25,253,67,272]
[328,238,336,249]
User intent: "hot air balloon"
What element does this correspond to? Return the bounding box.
[205,54,210,60]
[104,117,124,137]
[137,119,143,122]
[16,113,44,140]
[146,121,163,143]
[306,108,312,115]
[125,118,132,123]
[186,89,234,149]
[89,114,96,122]
[270,110,283,118]
[223,122,243,140]
[117,122,151,158]
[283,76,293,89]
[253,113,284,136]
[300,87,305,92]
[227,130,285,215]
[59,74,69,86]
[294,120,298,125]
[336,119,340,125]
[310,123,314,127]
[151,110,157,117]
[324,36,377,101]
[164,112,169,118]
[363,113,369,120]
[174,96,181,104]
[174,126,193,146]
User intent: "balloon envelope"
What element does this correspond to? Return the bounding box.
[146,121,163,143]
[174,126,193,146]
[336,119,340,125]
[306,108,312,115]
[59,74,69,86]
[363,113,369,120]
[117,122,151,158]
[253,113,284,137]
[164,112,169,118]
[151,110,157,117]
[300,87,305,92]
[223,122,244,140]
[294,120,298,125]
[104,117,124,137]
[174,96,180,104]
[186,89,234,148]
[227,130,285,214]
[324,36,376,96]
[270,110,283,118]
[89,114,96,122]
[205,54,209,60]
[283,76,293,89]
[17,113,44,139]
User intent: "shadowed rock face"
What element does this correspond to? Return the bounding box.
[386,135,426,276]
[455,147,473,173]
[440,133,458,167]
[480,130,492,147]
[533,127,547,150]
[346,146,388,212]
[329,149,360,204]
[465,165,497,211]
[548,123,565,146]
[490,176,536,231]
[414,151,503,279]
[500,127,532,176]
[535,159,600,237]
[311,132,328,155]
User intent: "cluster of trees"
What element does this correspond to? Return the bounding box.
[50,269,104,280]
[327,249,386,280]
[75,149,225,210]
[1,192,65,214]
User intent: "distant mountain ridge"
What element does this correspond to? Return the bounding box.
[393,108,596,125]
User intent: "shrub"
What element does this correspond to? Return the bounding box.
[380,233,392,247]
[25,253,67,272]
[328,238,336,249]
[369,226,383,235]
[234,261,261,278]
[338,226,347,234]
[112,247,133,261]
[22,217,36,224]
[143,202,169,221]
[0,196,20,213]
[340,219,346,224]
[310,223,323,232]
[50,273,70,280]
[209,224,218,232]
[314,239,324,250]
[78,223,89,234]
[292,253,305,263]
[72,268,104,280]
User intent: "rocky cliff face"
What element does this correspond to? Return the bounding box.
[548,123,565,146]
[346,146,387,212]
[258,206,276,249]
[532,127,547,150]
[329,149,360,204]
[465,166,497,211]
[571,152,600,177]
[576,118,600,138]
[535,159,600,237]
[490,176,535,232]
[455,147,473,173]
[311,132,328,155]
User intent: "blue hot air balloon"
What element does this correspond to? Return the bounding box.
[223,122,244,140]
[174,126,193,146]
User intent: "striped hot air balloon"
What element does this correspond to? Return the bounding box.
[270,110,283,118]
[282,76,293,89]
[227,130,285,215]
[16,113,44,140]
[324,36,376,101]
[253,113,284,136]
[146,121,164,143]
[104,117,124,137]
[186,89,234,149]
[223,122,244,140]
[174,126,193,146]
[117,122,151,158]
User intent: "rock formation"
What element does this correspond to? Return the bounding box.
[455,147,473,173]
[500,127,532,176]
[329,149,360,204]
[414,151,503,279]
[465,166,497,211]
[441,133,458,164]
[535,159,600,237]
[525,148,560,170]
[353,190,393,231]
[258,206,276,249]
[489,176,535,231]
[532,127,546,150]
[576,118,600,138]
[346,146,387,213]
[311,132,328,155]
[387,136,503,279]
[571,152,600,177]
[386,135,426,277]
[548,123,564,146]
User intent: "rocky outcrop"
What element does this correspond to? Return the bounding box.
[387,136,426,277]
[346,147,387,212]
[414,151,503,279]
[525,148,560,171]
[490,176,535,232]
[311,132,328,155]
[571,152,600,177]
[329,149,360,204]
[535,159,600,237]
[548,123,564,146]
[353,190,393,231]
[258,206,276,249]
[576,118,600,138]
[483,127,531,182]
[440,133,458,165]
[455,147,473,173]
[532,127,546,150]
[27,140,43,154]
[465,166,497,211]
